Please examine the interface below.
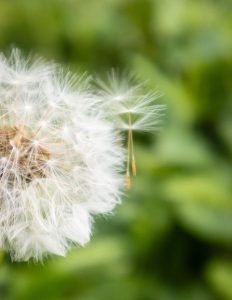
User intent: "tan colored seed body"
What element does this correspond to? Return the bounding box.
[0,126,50,184]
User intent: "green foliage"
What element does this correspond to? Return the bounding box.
[0,0,231,299]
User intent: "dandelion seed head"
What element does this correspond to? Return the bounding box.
[0,50,164,262]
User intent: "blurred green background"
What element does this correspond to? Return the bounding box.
[0,0,232,299]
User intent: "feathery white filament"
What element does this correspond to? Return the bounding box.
[96,71,165,131]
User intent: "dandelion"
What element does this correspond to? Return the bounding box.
[0,50,164,261]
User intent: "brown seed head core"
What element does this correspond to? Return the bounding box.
[0,125,50,184]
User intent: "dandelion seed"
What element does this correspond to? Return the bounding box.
[96,71,165,188]
[0,50,164,261]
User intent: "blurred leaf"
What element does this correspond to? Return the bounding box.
[206,259,232,300]
[164,174,232,244]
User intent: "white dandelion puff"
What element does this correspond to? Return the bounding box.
[0,50,164,261]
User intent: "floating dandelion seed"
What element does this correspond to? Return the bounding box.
[96,71,165,190]
[0,50,164,261]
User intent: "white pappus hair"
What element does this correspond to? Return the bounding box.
[0,50,164,261]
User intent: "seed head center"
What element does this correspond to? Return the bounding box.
[0,125,50,184]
